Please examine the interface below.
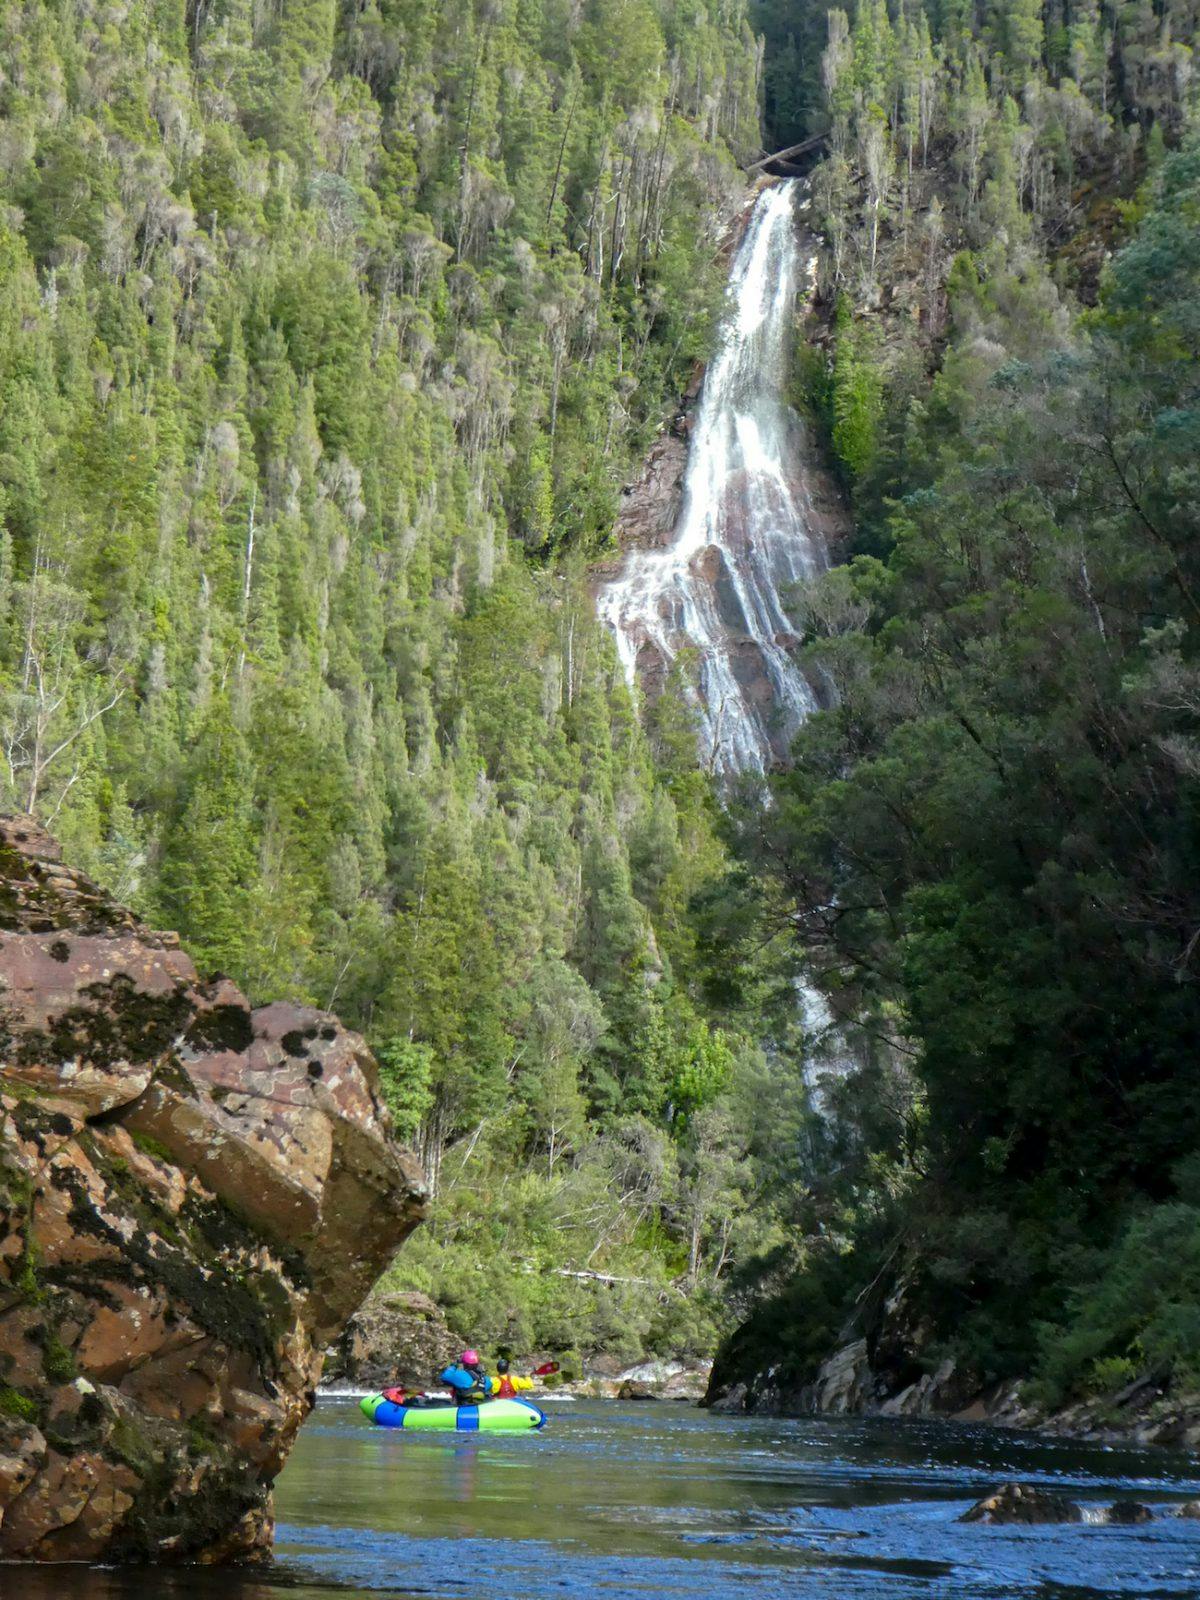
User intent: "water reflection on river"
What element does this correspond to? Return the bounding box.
[7,1398,1200,1599]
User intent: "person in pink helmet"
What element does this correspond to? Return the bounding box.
[438,1349,495,1405]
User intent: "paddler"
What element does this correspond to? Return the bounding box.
[439,1349,495,1405]
[491,1357,534,1399]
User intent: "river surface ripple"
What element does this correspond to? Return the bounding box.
[7,1398,1200,1599]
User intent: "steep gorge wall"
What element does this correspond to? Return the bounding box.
[0,816,425,1562]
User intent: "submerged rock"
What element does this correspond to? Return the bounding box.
[961,1485,1153,1526]
[962,1484,1085,1524]
[0,815,426,1562]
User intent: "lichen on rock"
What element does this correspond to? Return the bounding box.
[0,815,426,1562]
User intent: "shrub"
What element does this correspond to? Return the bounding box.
[1034,1203,1200,1407]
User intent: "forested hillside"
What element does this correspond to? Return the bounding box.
[715,0,1200,1409]
[0,0,817,1361]
[8,0,1197,1396]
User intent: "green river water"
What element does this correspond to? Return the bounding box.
[5,1397,1200,1598]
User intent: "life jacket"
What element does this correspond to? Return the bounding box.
[496,1374,516,1398]
[382,1386,407,1405]
[440,1364,492,1403]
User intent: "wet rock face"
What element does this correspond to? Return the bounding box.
[612,428,691,556]
[0,815,426,1563]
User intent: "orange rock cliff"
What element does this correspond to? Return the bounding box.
[0,815,426,1561]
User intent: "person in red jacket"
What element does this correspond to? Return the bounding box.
[491,1357,534,1399]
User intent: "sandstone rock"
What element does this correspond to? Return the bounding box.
[0,1419,46,1520]
[0,814,426,1563]
[323,1290,464,1390]
[962,1484,1084,1525]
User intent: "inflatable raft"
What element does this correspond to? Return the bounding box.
[359,1393,546,1431]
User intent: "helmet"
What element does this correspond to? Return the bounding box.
[460,1349,481,1367]
[496,1357,510,1374]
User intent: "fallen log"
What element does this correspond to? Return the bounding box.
[745,132,829,175]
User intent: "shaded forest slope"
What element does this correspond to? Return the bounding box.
[708,0,1200,1424]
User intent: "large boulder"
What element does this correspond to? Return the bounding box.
[617,1380,659,1401]
[323,1290,464,1390]
[0,816,426,1562]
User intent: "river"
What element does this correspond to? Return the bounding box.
[10,1398,1200,1598]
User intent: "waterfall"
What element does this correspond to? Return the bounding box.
[597,180,828,776]
[599,179,852,1099]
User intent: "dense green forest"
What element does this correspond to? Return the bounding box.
[0,0,829,1363]
[717,0,1200,1406]
[5,0,1199,1396]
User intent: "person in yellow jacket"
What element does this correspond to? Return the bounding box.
[491,1357,534,1399]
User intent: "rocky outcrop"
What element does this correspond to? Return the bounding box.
[1010,1376,1200,1450]
[611,428,693,557]
[706,1276,1200,1449]
[323,1290,463,1390]
[548,1357,709,1402]
[0,815,425,1562]
[617,1359,711,1401]
[961,1484,1155,1526]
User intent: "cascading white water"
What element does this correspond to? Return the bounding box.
[597,180,827,776]
[600,179,852,1097]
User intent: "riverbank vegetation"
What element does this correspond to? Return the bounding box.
[723,0,1200,1406]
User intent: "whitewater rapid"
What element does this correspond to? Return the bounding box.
[597,180,827,776]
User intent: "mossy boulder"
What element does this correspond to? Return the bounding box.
[0,815,426,1562]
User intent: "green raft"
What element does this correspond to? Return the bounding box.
[359,1393,546,1431]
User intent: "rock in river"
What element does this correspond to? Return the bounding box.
[962,1483,1085,1524]
[0,815,426,1562]
[962,1483,1155,1526]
